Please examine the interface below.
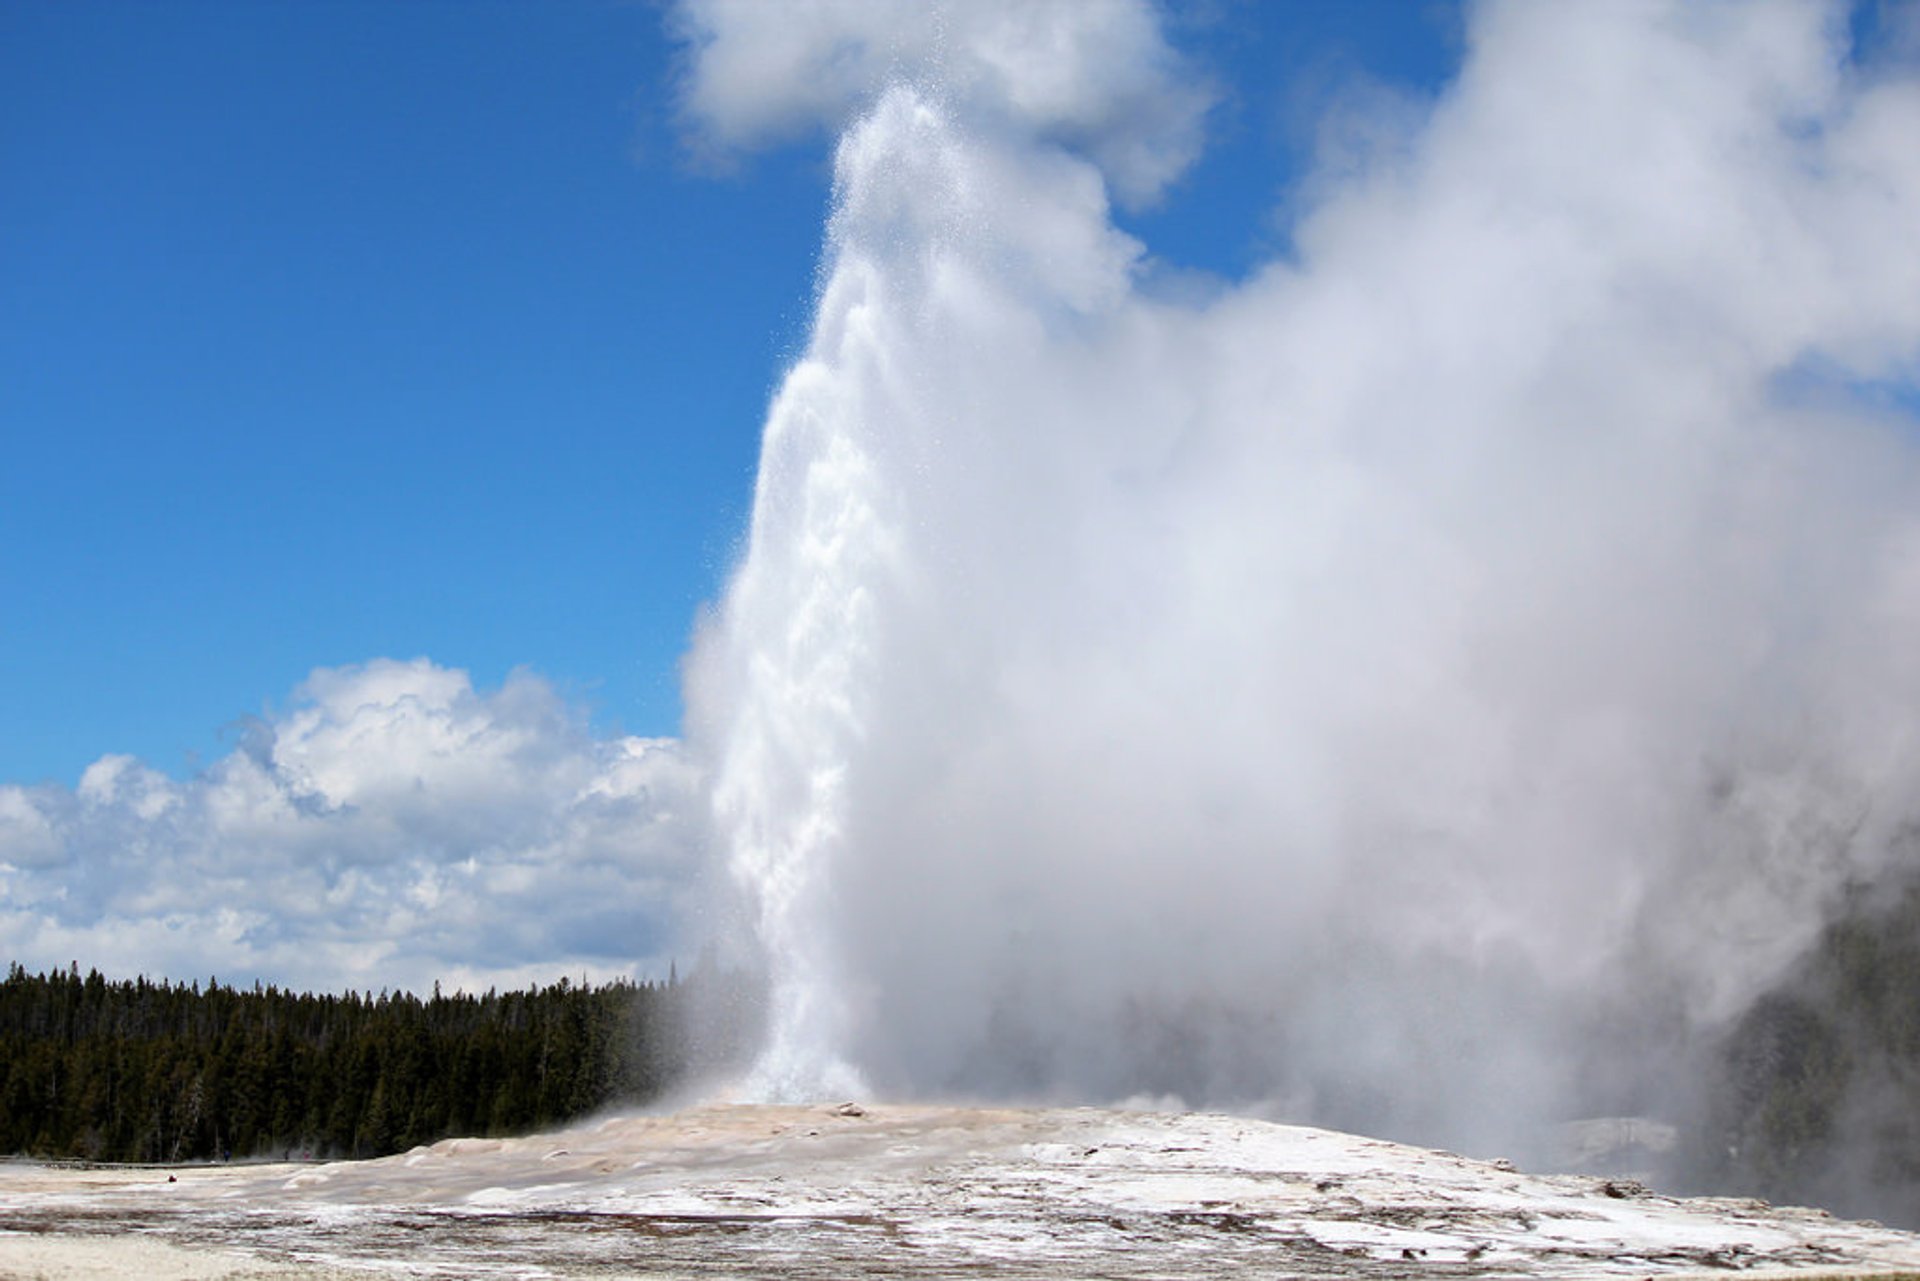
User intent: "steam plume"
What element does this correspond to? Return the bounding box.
[683,0,1920,1156]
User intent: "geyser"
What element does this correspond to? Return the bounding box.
[683,0,1920,1164]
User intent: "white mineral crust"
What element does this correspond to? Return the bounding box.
[4,1103,1919,1278]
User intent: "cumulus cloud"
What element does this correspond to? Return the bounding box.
[688,0,1920,1156]
[0,660,706,994]
[671,0,1213,203]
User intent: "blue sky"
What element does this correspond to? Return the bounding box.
[0,1,1462,788]
[3,0,1917,1013]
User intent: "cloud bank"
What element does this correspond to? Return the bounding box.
[683,0,1920,1156]
[0,660,704,994]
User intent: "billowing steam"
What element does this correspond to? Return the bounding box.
[681,0,1920,1158]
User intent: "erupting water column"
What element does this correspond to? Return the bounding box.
[699,90,944,1101]
[696,74,1144,1099]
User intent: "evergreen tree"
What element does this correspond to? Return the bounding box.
[0,963,729,1163]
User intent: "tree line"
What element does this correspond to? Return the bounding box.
[0,962,750,1163]
[1694,872,1920,1227]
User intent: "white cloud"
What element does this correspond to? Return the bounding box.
[0,660,706,993]
[0,786,63,868]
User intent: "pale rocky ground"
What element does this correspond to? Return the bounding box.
[2,1103,1918,1279]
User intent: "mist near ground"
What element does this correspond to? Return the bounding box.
[679,0,1920,1176]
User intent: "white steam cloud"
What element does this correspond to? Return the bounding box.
[683,0,1920,1153]
[0,660,703,994]
[672,0,1211,203]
